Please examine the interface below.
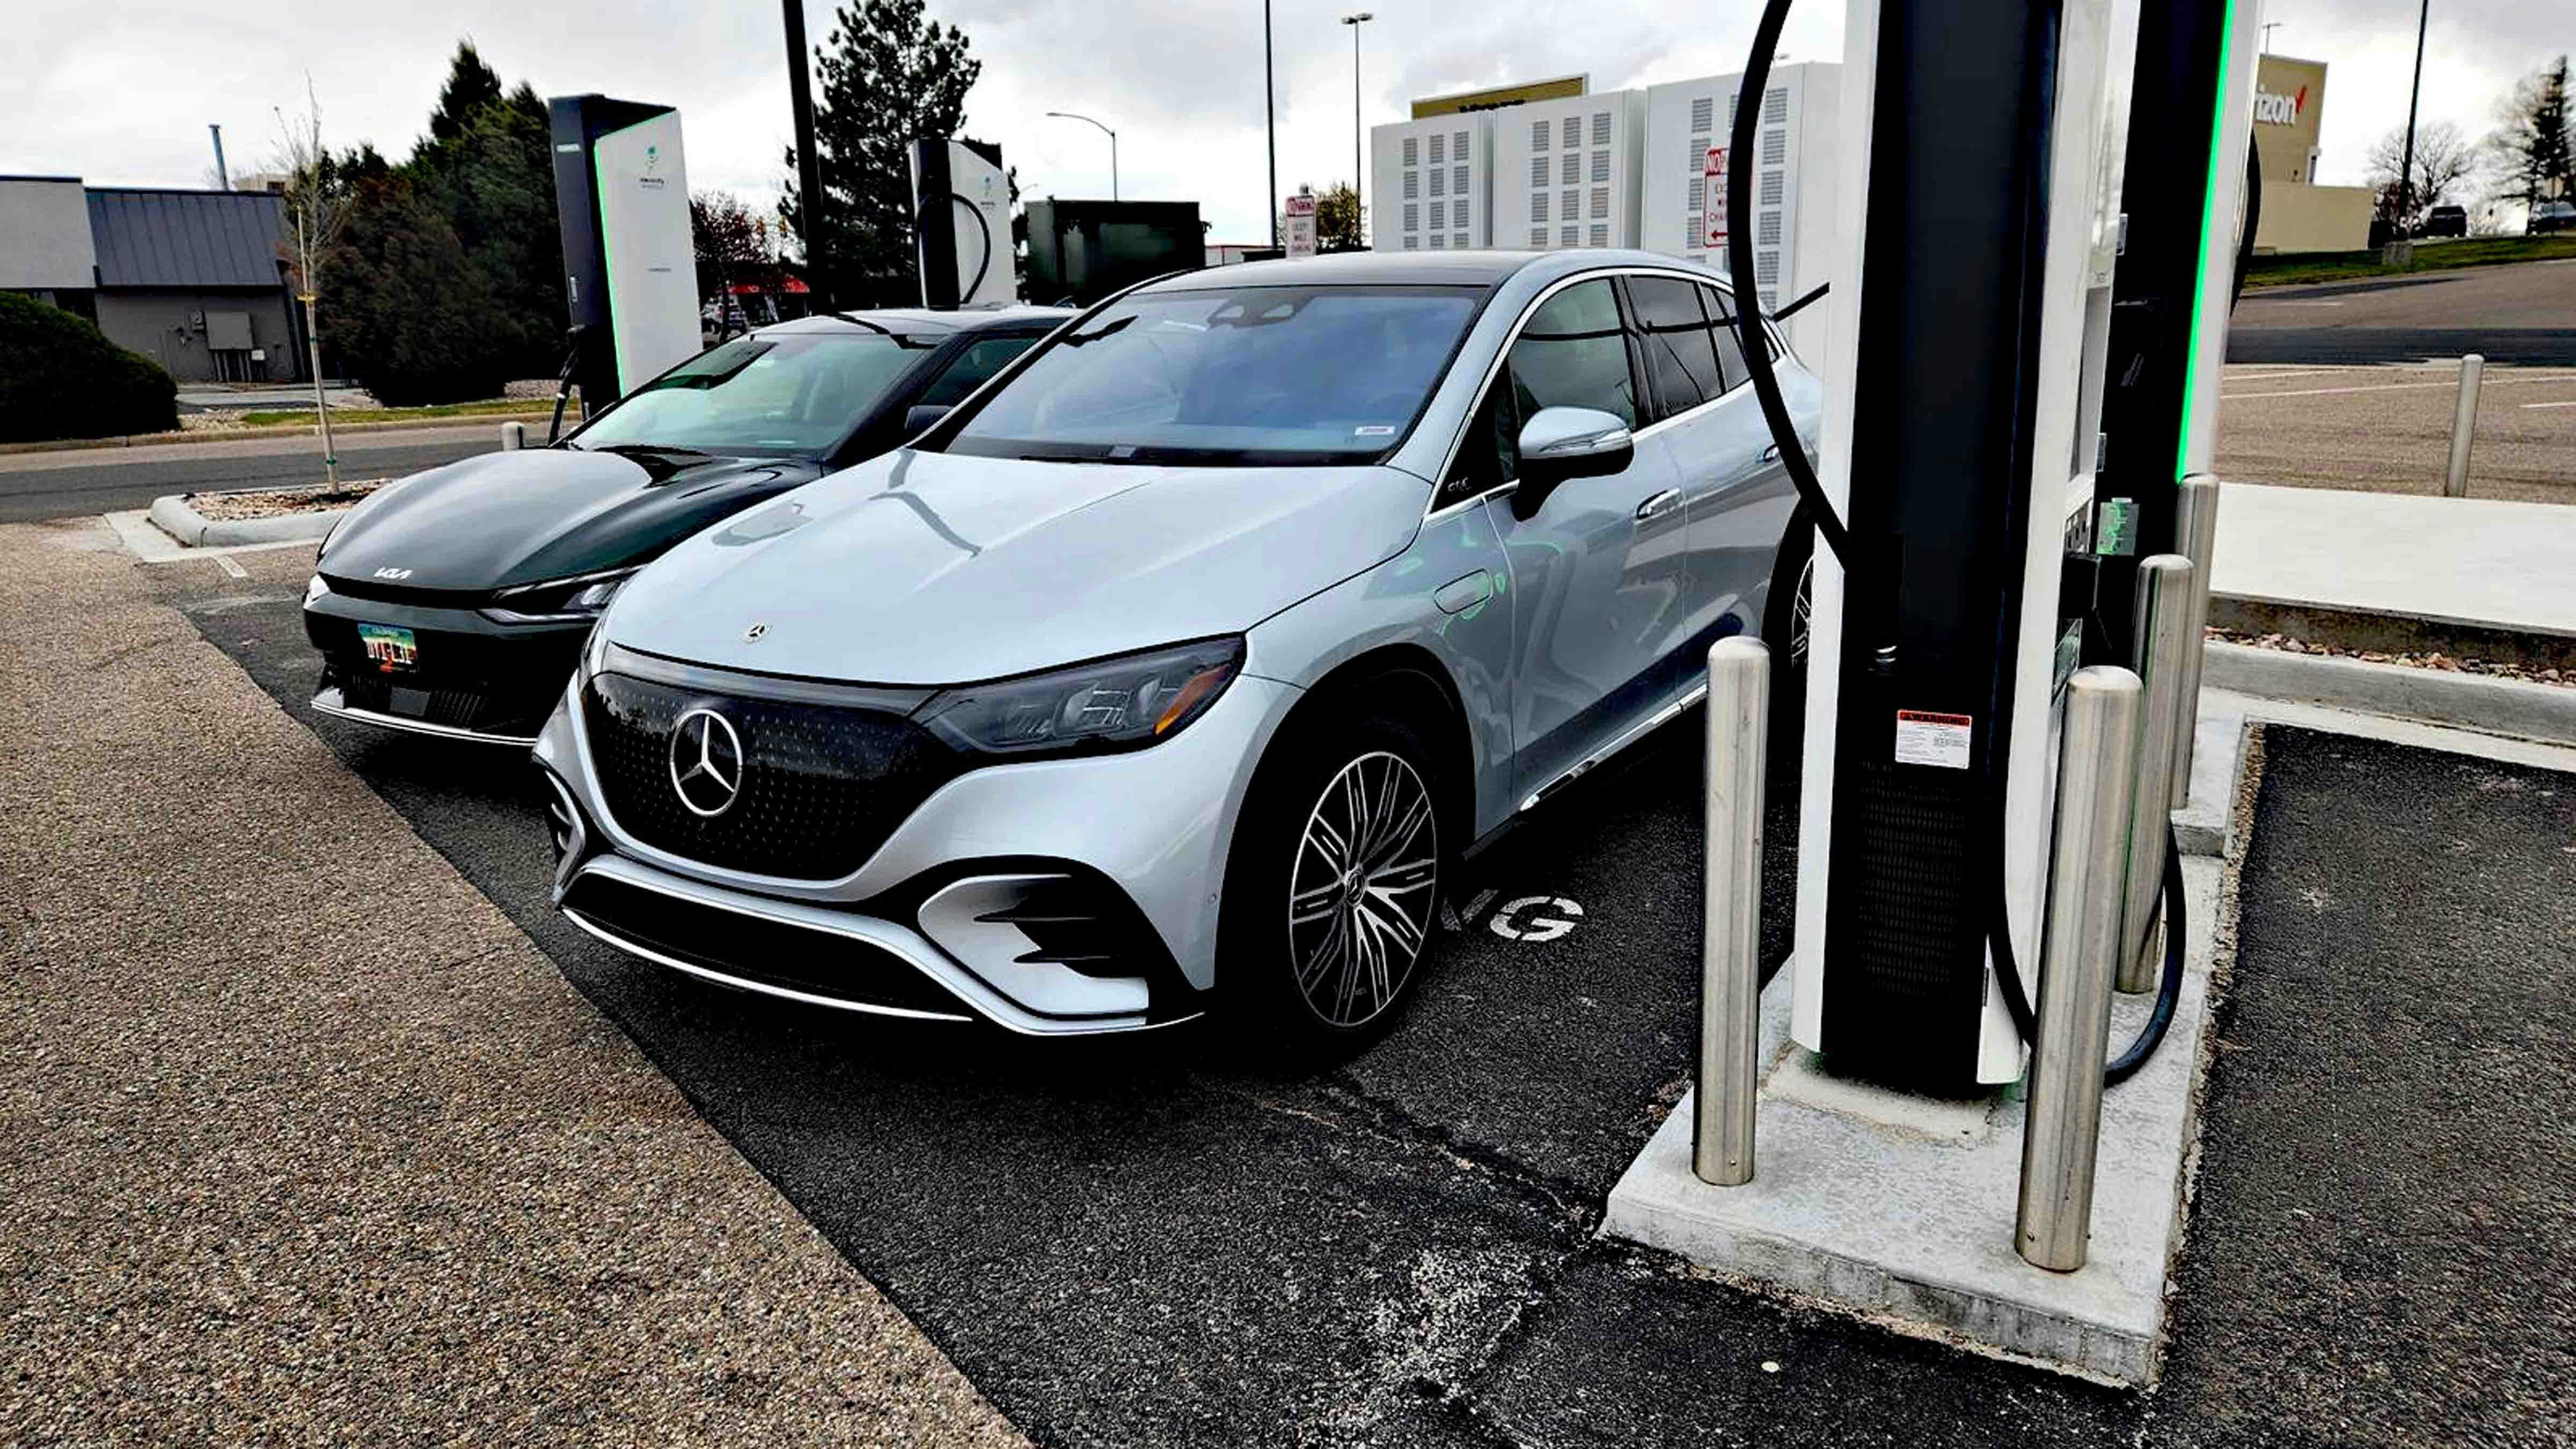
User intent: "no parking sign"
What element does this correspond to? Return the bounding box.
[1703,144,1730,248]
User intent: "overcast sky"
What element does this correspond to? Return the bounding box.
[10,0,2571,246]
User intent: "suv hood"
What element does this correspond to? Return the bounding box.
[603,448,1432,683]
[316,447,823,594]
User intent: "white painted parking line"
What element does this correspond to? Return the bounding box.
[2522,399,2576,410]
[214,554,250,579]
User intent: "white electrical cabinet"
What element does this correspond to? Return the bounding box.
[1640,63,1841,363]
[1370,115,1492,253]
[1486,91,1649,253]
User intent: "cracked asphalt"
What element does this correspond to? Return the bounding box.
[8,530,2567,1445]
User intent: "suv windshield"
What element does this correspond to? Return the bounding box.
[570,333,921,456]
[945,284,1483,466]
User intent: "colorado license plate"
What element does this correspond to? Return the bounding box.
[357,623,418,672]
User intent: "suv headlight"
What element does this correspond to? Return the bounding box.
[919,638,1245,758]
[481,567,640,625]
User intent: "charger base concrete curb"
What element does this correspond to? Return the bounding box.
[2204,639,2576,745]
[1602,857,2224,1387]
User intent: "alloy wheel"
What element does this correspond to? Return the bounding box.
[1286,750,1439,1028]
[1789,553,1814,668]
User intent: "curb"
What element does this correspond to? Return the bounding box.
[0,410,552,457]
[2210,594,2576,674]
[148,491,349,548]
[2202,640,2576,745]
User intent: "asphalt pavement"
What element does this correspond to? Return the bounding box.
[144,544,2576,1446]
[0,426,499,524]
[2229,258,2576,366]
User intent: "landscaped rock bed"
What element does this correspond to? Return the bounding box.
[2209,626,2570,689]
[186,480,390,520]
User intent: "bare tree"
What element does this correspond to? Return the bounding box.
[2366,119,2481,228]
[269,78,358,482]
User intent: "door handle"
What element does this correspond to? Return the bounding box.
[1636,488,1683,521]
[1761,443,1783,463]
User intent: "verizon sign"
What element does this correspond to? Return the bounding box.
[2253,86,2307,126]
[1701,144,1730,248]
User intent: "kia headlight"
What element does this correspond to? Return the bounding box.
[480,567,640,625]
[919,638,1245,757]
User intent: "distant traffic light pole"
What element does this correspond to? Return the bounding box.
[782,0,830,305]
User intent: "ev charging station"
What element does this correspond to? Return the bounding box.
[548,95,703,415]
[910,138,1016,310]
[1610,0,2263,1384]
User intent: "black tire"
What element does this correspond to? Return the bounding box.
[1219,704,1446,1058]
[1760,504,1815,777]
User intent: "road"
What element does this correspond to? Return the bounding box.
[0,426,498,524]
[113,537,2574,1447]
[2228,257,2576,365]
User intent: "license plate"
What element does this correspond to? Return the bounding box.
[357,623,418,672]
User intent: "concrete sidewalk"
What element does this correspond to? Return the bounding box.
[0,520,1023,1446]
[2213,480,2576,651]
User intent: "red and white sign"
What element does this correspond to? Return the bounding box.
[1701,145,1730,249]
[1284,192,1320,259]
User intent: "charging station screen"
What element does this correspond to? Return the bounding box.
[591,112,702,397]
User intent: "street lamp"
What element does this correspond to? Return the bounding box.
[1045,110,1119,202]
[1341,12,1372,248]
[1265,1,1279,248]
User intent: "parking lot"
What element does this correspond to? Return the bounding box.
[6,518,2567,1445]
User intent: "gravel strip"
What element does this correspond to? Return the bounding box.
[2209,625,2571,689]
[185,479,390,519]
[0,520,1027,1447]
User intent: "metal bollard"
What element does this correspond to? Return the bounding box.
[1695,638,1769,1187]
[2017,665,2142,1273]
[2444,353,2484,498]
[500,421,526,451]
[2168,477,2221,809]
[2118,554,2193,993]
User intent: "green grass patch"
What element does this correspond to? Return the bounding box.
[2246,233,2576,289]
[236,398,551,428]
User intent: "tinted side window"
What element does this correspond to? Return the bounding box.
[1700,284,1748,392]
[1628,276,1723,419]
[1505,279,1637,428]
[917,334,1041,407]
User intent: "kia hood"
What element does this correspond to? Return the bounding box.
[601,448,1433,682]
[316,447,823,594]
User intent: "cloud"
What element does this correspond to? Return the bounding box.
[7,0,2563,249]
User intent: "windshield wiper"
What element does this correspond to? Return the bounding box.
[826,312,934,349]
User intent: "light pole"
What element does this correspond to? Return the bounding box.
[1341,12,1372,248]
[782,0,829,305]
[2391,0,2430,256]
[1265,1,1279,248]
[1046,110,1119,202]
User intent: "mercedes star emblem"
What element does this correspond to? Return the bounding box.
[744,621,769,641]
[667,707,744,818]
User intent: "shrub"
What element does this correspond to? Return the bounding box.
[0,292,180,442]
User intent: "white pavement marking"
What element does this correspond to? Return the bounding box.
[103,509,322,565]
[2522,399,2576,410]
[214,554,250,579]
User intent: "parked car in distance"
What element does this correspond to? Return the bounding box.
[2531,200,2576,236]
[2419,204,2468,239]
[536,251,1821,1051]
[302,306,1066,745]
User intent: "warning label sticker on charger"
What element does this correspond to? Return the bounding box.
[1894,710,1974,770]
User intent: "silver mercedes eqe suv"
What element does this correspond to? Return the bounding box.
[535,250,1821,1050]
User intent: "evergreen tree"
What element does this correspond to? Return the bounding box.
[414,78,564,376]
[2490,56,2574,212]
[1315,182,1365,250]
[426,42,507,146]
[322,172,509,404]
[781,0,981,305]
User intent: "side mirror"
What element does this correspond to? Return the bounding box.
[903,404,952,435]
[1511,406,1634,519]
